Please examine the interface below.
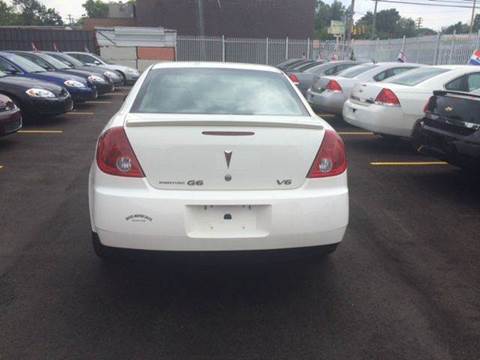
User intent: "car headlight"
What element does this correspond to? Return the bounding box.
[0,100,16,112]
[26,88,56,98]
[64,80,86,88]
[104,71,119,80]
[88,75,106,84]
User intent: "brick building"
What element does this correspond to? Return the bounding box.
[135,0,315,39]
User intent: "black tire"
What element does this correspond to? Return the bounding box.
[92,231,113,260]
[116,71,127,86]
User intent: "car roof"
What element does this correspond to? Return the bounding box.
[151,61,282,73]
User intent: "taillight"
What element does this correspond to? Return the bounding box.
[326,80,343,93]
[96,127,145,177]
[423,96,433,113]
[375,88,400,106]
[307,130,347,178]
[289,73,300,85]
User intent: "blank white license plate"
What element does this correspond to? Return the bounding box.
[185,205,270,238]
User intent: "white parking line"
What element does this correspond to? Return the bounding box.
[18,130,63,134]
[370,161,448,166]
[338,131,375,135]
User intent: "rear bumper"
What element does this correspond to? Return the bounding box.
[413,119,480,167]
[89,165,349,252]
[0,108,22,136]
[342,100,411,137]
[306,89,345,115]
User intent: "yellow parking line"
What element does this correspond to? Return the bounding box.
[0,165,3,170]
[18,130,63,134]
[339,131,375,135]
[318,113,336,117]
[370,161,448,166]
[86,101,112,104]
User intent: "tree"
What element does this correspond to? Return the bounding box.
[354,8,433,39]
[82,0,109,18]
[442,22,469,34]
[12,0,63,25]
[0,1,20,25]
[314,0,347,40]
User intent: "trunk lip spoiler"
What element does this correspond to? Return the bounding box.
[126,120,324,130]
[125,114,324,130]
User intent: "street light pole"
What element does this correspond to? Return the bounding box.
[371,0,378,40]
[470,0,477,34]
[346,0,356,44]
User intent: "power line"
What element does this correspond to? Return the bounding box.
[372,0,480,8]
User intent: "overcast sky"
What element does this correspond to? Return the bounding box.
[7,0,477,31]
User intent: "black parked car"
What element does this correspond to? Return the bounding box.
[413,90,480,170]
[44,51,124,87]
[10,51,115,95]
[0,69,73,118]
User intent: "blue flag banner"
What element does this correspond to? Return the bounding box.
[469,50,480,65]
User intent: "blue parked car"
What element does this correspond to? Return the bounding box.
[0,52,97,104]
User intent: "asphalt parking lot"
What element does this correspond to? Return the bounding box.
[1,93,479,360]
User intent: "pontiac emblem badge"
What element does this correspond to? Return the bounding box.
[224,150,232,168]
[445,106,453,112]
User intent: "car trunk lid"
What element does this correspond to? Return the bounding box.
[124,114,325,191]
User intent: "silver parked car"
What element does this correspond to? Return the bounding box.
[306,62,423,115]
[65,52,140,85]
[287,60,359,96]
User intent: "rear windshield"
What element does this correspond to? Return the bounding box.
[338,64,378,78]
[131,68,309,116]
[388,67,451,86]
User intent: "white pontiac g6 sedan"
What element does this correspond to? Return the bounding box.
[88,62,349,259]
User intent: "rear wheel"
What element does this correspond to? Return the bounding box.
[92,231,113,260]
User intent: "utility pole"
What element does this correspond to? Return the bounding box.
[416,17,423,30]
[345,0,355,44]
[371,0,378,40]
[67,14,74,26]
[470,0,477,34]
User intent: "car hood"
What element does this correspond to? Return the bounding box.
[101,64,138,73]
[0,75,65,94]
[37,71,87,84]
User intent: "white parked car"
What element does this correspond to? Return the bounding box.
[65,51,140,85]
[89,62,349,259]
[343,65,480,138]
[306,62,422,115]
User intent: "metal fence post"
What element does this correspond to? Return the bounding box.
[307,37,310,59]
[285,36,289,59]
[265,37,269,64]
[222,35,225,62]
[433,33,441,65]
[476,30,480,50]
[448,30,456,64]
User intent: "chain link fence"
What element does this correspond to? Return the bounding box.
[177,32,480,66]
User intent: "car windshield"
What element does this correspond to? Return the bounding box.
[42,54,70,69]
[338,64,378,78]
[5,53,46,73]
[131,68,309,116]
[388,67,451,86]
